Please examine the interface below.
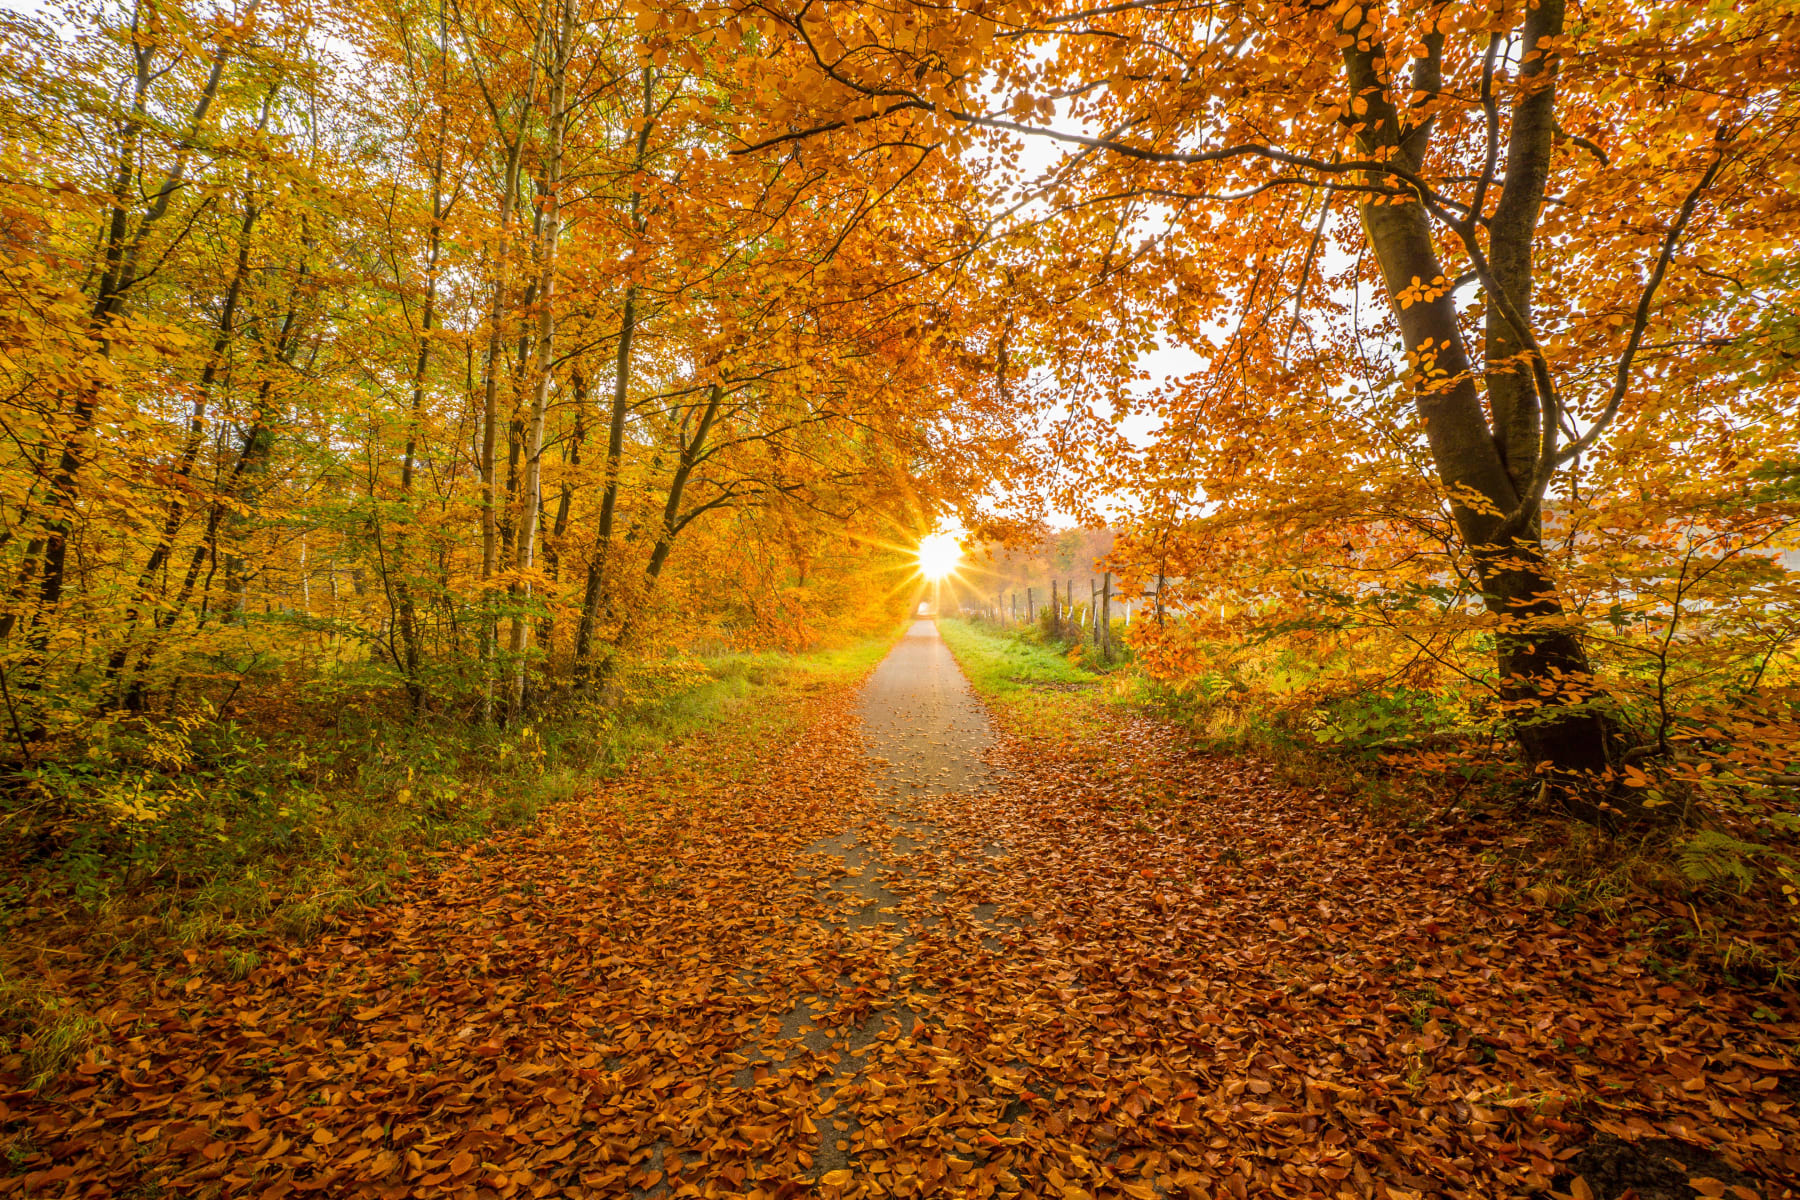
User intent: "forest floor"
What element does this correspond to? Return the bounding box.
[2,621,1798,1200]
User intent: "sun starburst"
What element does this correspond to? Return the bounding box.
[917,531,961,581]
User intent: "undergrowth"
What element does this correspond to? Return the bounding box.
[0,962,97,1091]
[0,627,901,1084]
[943,618,1800,987]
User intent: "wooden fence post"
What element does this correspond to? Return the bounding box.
[1027,586,1035,623]
[1101,571,1113,661]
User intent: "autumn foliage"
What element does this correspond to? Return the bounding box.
[0,0,1798,1192]
[6,0,1788,828]
[0,0,1031,767]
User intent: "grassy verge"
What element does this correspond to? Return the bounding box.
[0,627,902,1086]
[936,618,1122,743]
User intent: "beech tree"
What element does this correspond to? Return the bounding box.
[718,0,1800,819]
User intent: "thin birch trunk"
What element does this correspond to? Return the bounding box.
[573,64,657,682]
[473,19,547,723]
[507,0,573,716]
[394,6,454,716]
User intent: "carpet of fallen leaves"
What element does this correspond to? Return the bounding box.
[900,716,1800,1200]
[2,670,1797,1200]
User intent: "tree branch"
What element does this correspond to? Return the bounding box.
[1557,140,1729,465]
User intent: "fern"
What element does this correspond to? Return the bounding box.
[1678,830,1792,893]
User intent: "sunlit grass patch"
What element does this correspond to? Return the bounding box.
[936,618,1122,746]
[937,618,1098,690]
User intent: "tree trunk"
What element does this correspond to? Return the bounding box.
[607,384,723,668]
[474,28,544,723]
[1341,16,1631,821]
[574,66,656,683]
[507,0,573,717]
[571,277,634,678]
[539,368,586,670]
[224,260,310,624]
[24,32,232,686]
[1101,572,1112,661]
[394,75,450,717]
[105,186,262,702]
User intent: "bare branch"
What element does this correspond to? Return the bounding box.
[1557,141,1730,465]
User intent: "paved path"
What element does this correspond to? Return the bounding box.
[722,620,1007,1184]
[855,619,997,801]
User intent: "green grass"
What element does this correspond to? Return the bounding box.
[936,618,1120,741]
[937,618,1099,692]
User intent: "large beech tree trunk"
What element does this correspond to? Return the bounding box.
[1342,3,1634,822]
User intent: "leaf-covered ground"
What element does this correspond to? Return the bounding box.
[3,626,1797,1200]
